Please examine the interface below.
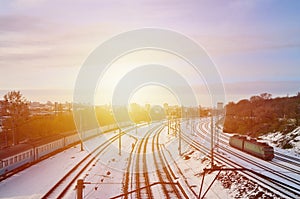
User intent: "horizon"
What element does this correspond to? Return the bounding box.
[0,88,299,108]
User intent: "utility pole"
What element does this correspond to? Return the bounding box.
[76,179,84,199]
[167,117,170,135]
[135,124,137,135]
[80,111,84,151]
[216,110,219,152]
[210,114,214,168]
[191,119,193,132]
[178,121,181,155]
[12,117,16,146]
[119,128,121,156]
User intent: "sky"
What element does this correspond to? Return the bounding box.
[0,0,300,106]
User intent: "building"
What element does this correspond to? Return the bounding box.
[217,102,224,110]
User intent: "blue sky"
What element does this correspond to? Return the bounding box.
[0,0,299,105]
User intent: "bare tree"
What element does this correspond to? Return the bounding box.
[260,93,272,100]
[3,91,29,146]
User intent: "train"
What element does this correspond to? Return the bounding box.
[229,135,274,160]
[0,122,131,177]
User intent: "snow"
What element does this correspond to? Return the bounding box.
[186,118,299,199]
[259,127,300,155]
[0,119,299,199]
[64,126,146,198]
[167,147,231,199]
[0,144,89,199]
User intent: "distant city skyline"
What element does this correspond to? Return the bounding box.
[1,87,298,108]
[1,0,300,106]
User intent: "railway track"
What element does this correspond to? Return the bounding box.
[181,131,300,199]
[205,127,300,179]
[121,124,162,198]
[185,120,300,198]
[219,145,300,187]
[274,152,300,168]
[212,122,300,170]
[198,120,300,176]
[122,123,189,199]
[40,118,300,199]
[41,131,127,198]
[134,125,160,198]
[161,144,199,198]
[275,152,300,162]
[274,156,300,168]
[152,125,187,199]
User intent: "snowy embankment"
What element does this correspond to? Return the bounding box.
[189,119,284,199]
[0,144,89,199]
[259,127,300,155]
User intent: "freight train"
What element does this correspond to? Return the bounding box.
[229,135,274,160]
[0,122,131,177]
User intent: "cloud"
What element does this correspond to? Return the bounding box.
[10,0,47,9]
[0,15,47,33]
[0,23,119,69]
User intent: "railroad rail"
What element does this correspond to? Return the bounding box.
[41,131,126,198]
[187,120,300,199]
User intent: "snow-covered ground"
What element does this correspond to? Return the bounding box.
[0,144,89,199]
[65,122,232,198]
[1,119,299,199]
[0,122,232,199]
[259,126,300,155]
[198,118,300,199]
[181,119,285,199]
[0,127,127,199]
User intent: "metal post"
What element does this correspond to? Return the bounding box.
[168,118,170,135]
[200,170,221,199]
[119,128,121,156]
[80,112,83,151]
[4,128,8,147]
[210,114,214,168]
[12,117,16,146]
[76,179,84,199]
[198,171,206,199]
[179,122,181,155]
[135,124,137,135]
[216,112,219,152]
[175,119,177,137]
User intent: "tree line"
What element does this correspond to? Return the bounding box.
[223,92,300,137]
[0,91,76,147]
[0,91,167,147]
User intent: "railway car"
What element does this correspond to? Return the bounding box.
[0,123,133,178]
[244,139,274,160]
[229,135,246,149]
[0,135,71,177]
[33,135,65,159]
[229,135,274,161]
[64,133,80,146]
[79,128,100,141]
[0,144,34,176]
